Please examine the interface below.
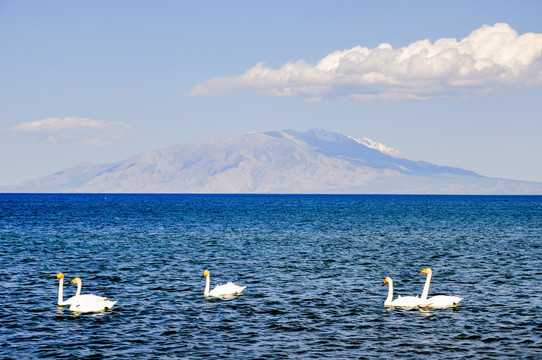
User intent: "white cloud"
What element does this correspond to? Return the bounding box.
[191,23,542,102]
[11,116,133,145]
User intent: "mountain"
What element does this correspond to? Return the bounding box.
[3,129,542,194]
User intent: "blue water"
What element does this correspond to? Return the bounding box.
[1,194,541,359]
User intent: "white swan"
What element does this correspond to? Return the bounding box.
[203,269,246,297]
[382,277,424,308]
[68,277,117,313]
[57,273,106,306]
[419,268,463,308]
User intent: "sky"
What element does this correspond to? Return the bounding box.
[1,0,542,186]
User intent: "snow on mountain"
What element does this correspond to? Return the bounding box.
[352,136,417,160]
[2,129,542,194]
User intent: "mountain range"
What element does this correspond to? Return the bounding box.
[3,129,542,194]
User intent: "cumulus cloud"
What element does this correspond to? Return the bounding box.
[11,116,133,145]
[191,23,542,102]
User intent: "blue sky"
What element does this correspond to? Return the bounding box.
[1,0,542,185]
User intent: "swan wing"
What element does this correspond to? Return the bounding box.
[423,295,463,308]
[63,293,106,305]
[79,294,107,302]
[69,299,117,313]
[208,282,246,297]
[389,295,423,308]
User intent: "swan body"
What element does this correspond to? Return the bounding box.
[68,277,117,313]
[57,273,105,306]
[382,277,424,308]
[419,268,463,308]
[203,270,246,297]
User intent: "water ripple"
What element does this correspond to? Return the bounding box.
[1,194,541,359]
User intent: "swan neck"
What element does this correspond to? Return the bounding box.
[204,275,210,296]
[58,278,64,305]
[75,280,82,299]
[384,279,393,306]
[421,272,432,300]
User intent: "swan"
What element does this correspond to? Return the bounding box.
[68,277,117,313]
[419,268,463,308]
[382,277,424,308]
[203,269,246,297]
[57,273,106,306]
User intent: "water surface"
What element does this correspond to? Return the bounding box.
[1,194,541,359]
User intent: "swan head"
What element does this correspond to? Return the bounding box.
[202,270,210,277]
[57,273,65,279]
[70,277,82,285]
[382,277,392,286]
[420,268,432,275]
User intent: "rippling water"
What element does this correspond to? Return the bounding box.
[1,194,541,359]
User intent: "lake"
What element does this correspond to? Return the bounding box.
[1,194,541,359]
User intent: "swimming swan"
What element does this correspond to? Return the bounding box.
[57,273,106,306]
[203,270,246,297]
[382,277,424,308]
[68,277,117,313]
[419,268,463,308]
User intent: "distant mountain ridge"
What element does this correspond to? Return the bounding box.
[2,129,542,194]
